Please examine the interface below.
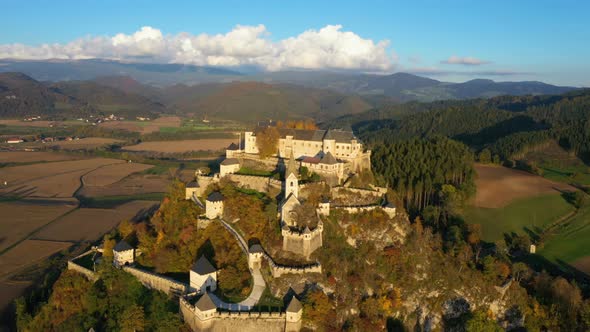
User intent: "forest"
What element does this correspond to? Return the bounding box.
[333,89,590,165]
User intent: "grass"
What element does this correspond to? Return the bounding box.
[251,287,284,311]
[539,203,590,264]
[522,140,590,185]
[236,167,273,177]
[77,193,165,208]
[463,193,575,242]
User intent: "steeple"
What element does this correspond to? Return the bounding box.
[286,151,298,178]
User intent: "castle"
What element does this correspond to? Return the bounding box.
[241,127,372,183]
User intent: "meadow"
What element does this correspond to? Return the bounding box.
[463,193,574,242]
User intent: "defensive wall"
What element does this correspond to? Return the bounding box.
[180,296,301,332]
[266,256,322,278]
[67,250,98,282]
[122,266,188,297]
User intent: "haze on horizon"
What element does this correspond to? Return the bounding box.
[0,0,588,87]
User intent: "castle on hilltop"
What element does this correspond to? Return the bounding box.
[232,126,372,183]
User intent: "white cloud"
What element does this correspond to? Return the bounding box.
[441,55,491,66]
[0,25,395,72]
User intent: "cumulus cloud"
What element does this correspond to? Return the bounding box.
[0,25,395,72]
[441,55,491,66]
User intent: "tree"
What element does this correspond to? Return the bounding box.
[512,262,529,282]
[103,235,116,258]
[119,304,145,332]
[478,149,492,164]
[303,290,331,323]
[255,126,279,158]
[119,219,134,240]
[465,309,502,332]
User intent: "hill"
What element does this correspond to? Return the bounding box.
[0,60,578,102]
[161,81,373,122]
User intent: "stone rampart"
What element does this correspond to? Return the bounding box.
[226,174,282,193]
[123,266,187,296]
[266,257,322,278]
[180,296,295,332]
[67,255,99,282]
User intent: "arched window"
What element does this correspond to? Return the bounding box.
[290,181,294,186]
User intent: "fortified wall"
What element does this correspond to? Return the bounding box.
[67,251,98,282]
[267,259,322,278]
[180,297,301,332]
[122,266,188,297]
[281,223,323,258]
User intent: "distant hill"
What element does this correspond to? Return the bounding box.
[0,60,578,102]
[0,72,162,118]
[161,81,372,122]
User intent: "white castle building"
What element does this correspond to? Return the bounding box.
[243,127,371,180]
[190,255,217,293]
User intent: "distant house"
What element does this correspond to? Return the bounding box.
[6,137,23,144]
[190,255,217,293]
[113,240,135,267]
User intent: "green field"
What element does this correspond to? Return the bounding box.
[539,204,590,264]
[522,140,590,185]
[463,193,575,242]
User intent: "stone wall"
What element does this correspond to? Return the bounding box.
[180,297,298,332]
[267,258,322,278]
[227,174,282,193]
[123,266,187,296]
[67,252,99,282]
[331,186,383,201]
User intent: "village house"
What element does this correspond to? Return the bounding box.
[6,137,24,144]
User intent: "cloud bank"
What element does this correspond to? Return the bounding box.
[441,55,490,66]
[0,25,395,72]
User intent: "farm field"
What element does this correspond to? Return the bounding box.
[538,204,590,275]
[0,240,71,279]
[463,193,575,242]
[99,116,182,133]
[32,200,159,242]
[521,140,590,185]
[0,151,80,163]
[77,172,171,197]
[82,162,153,186]
[473,163,574,208]
[123,138,237,153]
[0,158,125,198]
[0,198,78,252]
[21,137,121,150]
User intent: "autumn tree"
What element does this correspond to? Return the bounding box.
[465,309,502,332]
[255,126,279,158]
[119,304,145,332]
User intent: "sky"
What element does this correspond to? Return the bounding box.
[0,0,588,86]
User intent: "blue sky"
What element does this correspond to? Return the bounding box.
[0,0,588,86]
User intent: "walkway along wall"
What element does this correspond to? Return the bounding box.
[123,266,188,297]
[180,296,301,332]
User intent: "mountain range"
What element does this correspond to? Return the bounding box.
[0,59,578,102]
